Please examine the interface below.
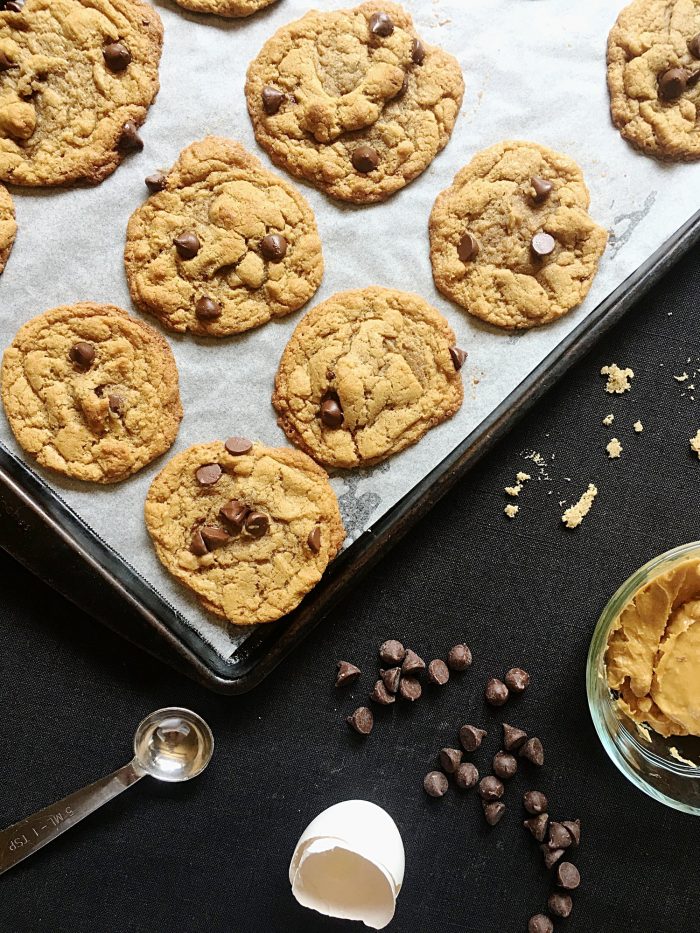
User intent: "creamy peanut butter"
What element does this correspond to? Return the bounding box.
[605,558,700,738]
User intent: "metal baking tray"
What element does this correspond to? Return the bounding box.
[2,210,698,693]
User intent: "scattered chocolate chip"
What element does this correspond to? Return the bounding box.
[307,526,322,553]
[0,51,13,71]
[449,346,467,371]
[380,667,401,693]
[423,770,448,798]
[351,145,380,173]
[108,393,124,414]
[224,436,253,455]
[523,813,549,842]
[173,231,200,259]
[103,42,131,72]
[195,296,221,321]
[531,232,556,257]
[540,844,564,869]
[427,659,449,685]
[447,643,472,670]
[523,790,548,814]
[370,679,395,705]
[482,801,506,825]
[478,775,504,801]
[369,11,394,37]
[504,667,530,693]
[118,121,143,153]
[457,231,479,262]
[320,397,344,428]
[484,677,509,707]
[527,915,553,933]
[548,821,573,850]
[690,33,700,59]
[530,175,553,203]
[335,660,361,687]
[347,706,373,735]
[411,37,425,65]
[402,649,426,675]
[519,737,544,766]
[200,526,229,550]
[398,676,421,701]
[658,66,688,101]
[379,640,406,665]
[262,86,285,115]
[190,529,208,556]
[195,463,222,486]
[69,341,96,370]
[439,747,462,774]
[145,172,167,192]
[245,511,270,538]
[492,751,517,780]
[562,819,581,846]
[548,893,573,919]
[503,723,528,752]
[259,233,288,263]
[455,761,479,790]
[555,861,580,890]
[220,499,249,528]
[459,724,486,752]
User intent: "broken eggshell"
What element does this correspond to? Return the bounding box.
[289,800,405,930]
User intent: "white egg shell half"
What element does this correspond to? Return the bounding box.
[289,800,405,930]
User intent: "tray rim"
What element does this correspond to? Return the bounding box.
[1,208,699,693]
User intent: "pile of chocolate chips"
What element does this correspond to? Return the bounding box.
[340,638,472,735]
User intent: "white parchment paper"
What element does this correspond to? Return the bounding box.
[1,0,698,658]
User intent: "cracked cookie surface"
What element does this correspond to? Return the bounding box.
[125,136,324,336]
[173,0,278,17]
[272,286,465,469]
[429,141,608,331]
[1,302,182,482]
[145,440,345,625]
[245,1,464,203]
[0,0,162,187]
[0,182,15,272]
[607,0,700,161]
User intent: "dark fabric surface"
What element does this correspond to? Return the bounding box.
[2,247,700,933]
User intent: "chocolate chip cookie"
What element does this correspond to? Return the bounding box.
[608,0,700,161]
[145,439,345,625]
[429,141,608,330]
[0,182,15,272]
[272,287,465,469]
[245,1,464,203]
[0,0,162,186]
[125,137,324,336]
[1,303,182,482]
[173,0,278,17]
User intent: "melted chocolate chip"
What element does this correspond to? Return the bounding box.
[195,297,221,321]
[0,51,13,71]
[118,121,143,153]
[224,436,253,455]
[307,526,322,553]
[457,231,479,262]
[658,67,688,101]
[369,11,394,37]
[108,393,124,414]
[69,342,96,370]
[531,232,556,257]
[262,86,285,115]
[195,463,222,486]
[200,526,229,550]
[173,232,200,259]
[689,33,700,59]
[260,233,288,262]
[320,397,344,428]
[245,511,270,538]
[530,175,553,203]
[351,145,380,173]
[411,37,426,65]
[449,346,467,370]
[103,42,131,72]
[145,172,167,192]
[220,499,249,528]
[190,529,208,556]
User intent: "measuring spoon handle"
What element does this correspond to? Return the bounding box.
[0,759,145,876]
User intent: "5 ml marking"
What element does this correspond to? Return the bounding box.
[6,805,74,852]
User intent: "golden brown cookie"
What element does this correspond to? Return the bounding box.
[145,439,345,625]
[125,137,324,337]
[0,0,163,187]
[0,182,16,272]
[1,303,182,483]
[607,0,700,161]
[245,1,464,203]
[272,287,465,469]
[173,0,278,16]
[429,141,608,331]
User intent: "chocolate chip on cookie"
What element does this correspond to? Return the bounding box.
[658,67,688,101]
[195,297,221,322]
[145,172,167,192]
[69,341,96,370]
[225,436,253,455]
[190,529,208,556]
[320,396,344,428]
[262,86,285,115]
[118,121,144,153]
[220,498,249,528]
[411,37,425,64]
[457,231,479,262]
[530,175,553,202]
[195,463,223,486]
[690,33,700,59]
[0,50,13,71]
[449,346,467,370]
[103,42,131,72]
[531,232,556,257]
[352,145,380,173]
[200,526,230,550]
[369,11,394,37]
[245,511,270,538]
[260,233,287,262]
[307,526,322,552]
[108,393,124,414]
[173,232,200,259]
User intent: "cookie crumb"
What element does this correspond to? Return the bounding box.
[504,504,519,519]
[601,363,634,394]
[516,471,531,482]
[561,484,598,529]
[674,372,689,382]
[606,438,622,459]
[633,420,643,433]
[602,414,614,426]
[505,484,522,497]
[691,430,700,459]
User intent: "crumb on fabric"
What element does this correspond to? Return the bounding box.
[561,484,598,529]
[691,430,700,459]
[504,472,532,497]
[601,363,634,394]
[606,438,622,459]
[674,372,689,382]
[504,504,519,519]
[602,414,614,426]
[516,472,531,482]
[633,420,643,433]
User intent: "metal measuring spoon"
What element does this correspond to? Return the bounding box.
[0,707,214,875]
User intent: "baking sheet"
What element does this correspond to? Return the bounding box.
[1,0,698,658]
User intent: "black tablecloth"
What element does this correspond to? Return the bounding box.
[2,247,700,933]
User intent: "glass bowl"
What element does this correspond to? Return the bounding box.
[587,541,700,815]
